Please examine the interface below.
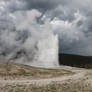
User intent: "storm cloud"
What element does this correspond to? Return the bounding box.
[0,0,92,57]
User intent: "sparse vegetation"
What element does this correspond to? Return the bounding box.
[0,80,92,92]
[0,62,73,80]
[0,62,92,92]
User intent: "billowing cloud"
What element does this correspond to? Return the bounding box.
[0,0,92,57]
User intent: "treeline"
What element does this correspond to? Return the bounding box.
[59,53,92,68]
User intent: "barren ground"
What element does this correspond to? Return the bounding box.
[0,62,92,92]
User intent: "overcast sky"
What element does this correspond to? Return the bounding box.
[0,0,92,56]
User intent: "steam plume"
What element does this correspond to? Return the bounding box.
[0,9,59,67]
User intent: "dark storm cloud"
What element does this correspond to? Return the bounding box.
[24,0,66,11]
[1,0,92,56]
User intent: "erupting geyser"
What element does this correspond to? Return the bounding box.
[33,33,59,67]
[15,10,59,67]
[0,9,59,67]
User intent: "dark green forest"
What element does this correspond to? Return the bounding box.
[59,53,92,68]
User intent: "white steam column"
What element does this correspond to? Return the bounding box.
[32,20,59,67]
[33,34,59,67]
